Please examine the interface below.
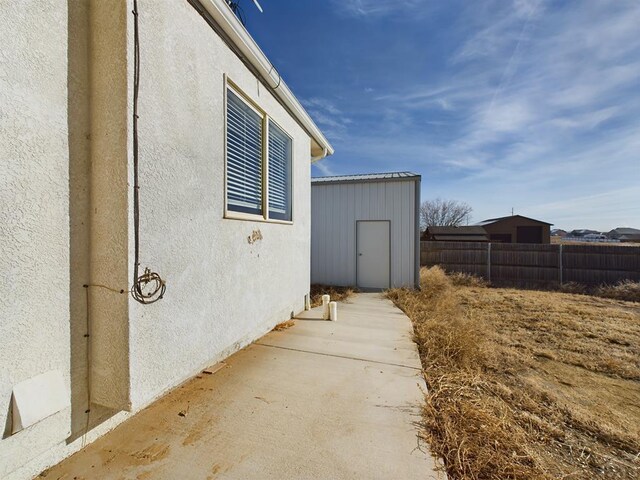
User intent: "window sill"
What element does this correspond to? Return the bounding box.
[224,211,293,225]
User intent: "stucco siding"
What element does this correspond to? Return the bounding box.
[126,0,311,407]
[1,1,313,478]
[311,180,417,288]
[0,1,71,477]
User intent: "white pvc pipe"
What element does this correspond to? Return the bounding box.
[322,295,330,320]
[329,301,338,322]
[304,294,311,311]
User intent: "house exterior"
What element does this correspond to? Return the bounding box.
[568,229,600,238]
[0,1,332,478]
[618,235,640,243]
[422,226,489,242]
[475,215,552,244]
[311,172,421,290]
[607,227,640,243]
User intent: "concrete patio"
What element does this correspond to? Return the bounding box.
[40,293,442,479]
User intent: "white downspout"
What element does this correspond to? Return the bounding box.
[311,147,328,162]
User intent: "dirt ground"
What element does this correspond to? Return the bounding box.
[388,267,640,480]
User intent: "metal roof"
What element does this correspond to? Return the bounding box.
[426,226,488,235]
[312,172,420,185]
[430,235,489,242]
[475,214,553,226]
[609,227,640,235]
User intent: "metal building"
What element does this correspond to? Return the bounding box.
[475,215,552,243]
[311,172,421,289]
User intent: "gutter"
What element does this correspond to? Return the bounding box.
[311,147,328,163]
[197,0,334,161]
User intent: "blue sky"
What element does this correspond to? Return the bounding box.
[241,0,640,231]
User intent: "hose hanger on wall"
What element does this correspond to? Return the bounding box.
[131,0,166,304]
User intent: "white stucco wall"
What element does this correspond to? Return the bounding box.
[1,0,313,478]
[0,0,72,477]
[124,0,311,408]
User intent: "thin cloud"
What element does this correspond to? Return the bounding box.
[272,0,640,229]
[302,97,343,115]
[312,159,335,177]
[368,0,640,175]
[331,0,432,18]
[303,97,352,142]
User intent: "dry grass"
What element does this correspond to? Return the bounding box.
[596,280,640,303]
[558,281,589,295]
[551,237,640,247]
[557,280,640,303]
[387,266,640,480]
[309,284,356,308]
[448,271,490,288]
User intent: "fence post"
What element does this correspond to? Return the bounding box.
[559,244,563,285]
[487,243,491,282]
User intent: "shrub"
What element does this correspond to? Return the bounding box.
[596,280,640,303]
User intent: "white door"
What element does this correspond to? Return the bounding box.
[357,221,390,289]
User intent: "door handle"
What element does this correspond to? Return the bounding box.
[358,253,363,256]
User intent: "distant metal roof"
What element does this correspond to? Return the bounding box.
[426,226,488,235]
[474,214,553,226]
[430,235,489,242]
[312,172,420,185]
[609,227,640,235]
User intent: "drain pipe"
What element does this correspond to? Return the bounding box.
[311,147,328,162]
[322,295,330,320]
[329,301,338,322]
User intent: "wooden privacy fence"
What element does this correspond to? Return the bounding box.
[421,241,640,286]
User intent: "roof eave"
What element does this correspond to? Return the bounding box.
[311,172,421,185]
[198,0,334,160]
[475,215,553,226]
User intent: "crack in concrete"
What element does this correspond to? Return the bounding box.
[254,342,422,371]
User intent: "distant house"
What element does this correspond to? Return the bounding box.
[607,228,640,243]
[474,215,552,244]
[583,233,608,241]
[551,229,567,237]
[568,229,600,238]
[421,226,489,242]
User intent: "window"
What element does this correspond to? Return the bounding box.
[226,88,263,216]
[268,120,292,221]
[225,83,293,222]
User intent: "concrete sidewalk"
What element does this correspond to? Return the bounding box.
[41,293,442,479]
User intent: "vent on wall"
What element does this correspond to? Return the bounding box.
[11,370,69,434]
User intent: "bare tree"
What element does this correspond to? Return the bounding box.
[420,198,472,229]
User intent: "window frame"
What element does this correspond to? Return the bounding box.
[223,77,294,225]
[267,118,293,222]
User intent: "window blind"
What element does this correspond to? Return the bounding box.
[268,121,292,221]
[226,89,263,215]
